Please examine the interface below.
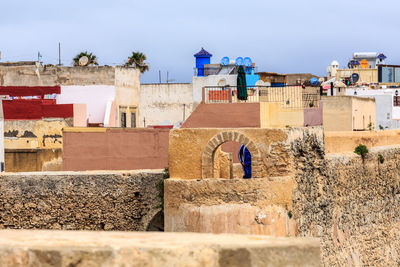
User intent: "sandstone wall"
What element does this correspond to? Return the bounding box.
[292,143,400,266]
[169,128,324,179]
[0,170,163,231]
[0,230,320,267]
[5,148,62,172]
[166,126,400,266]
[0,65,115,86]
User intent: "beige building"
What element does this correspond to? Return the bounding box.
[0,63,140,128]
[322,96,376,131]
[336,68,378,84]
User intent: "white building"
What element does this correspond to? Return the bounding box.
[346,87,400,129]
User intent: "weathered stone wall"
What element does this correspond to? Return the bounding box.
[4,118,73,149]
[0,230,320,267]
[169,127,324,179]
[166,127,400,265]
[0,65,115,86]
[5,148,62,172]
[165,127,324,235]
[292,142,400,266]
[0,170,163,231]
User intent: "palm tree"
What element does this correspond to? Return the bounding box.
[73,51,98,66]
[125,52,149,73]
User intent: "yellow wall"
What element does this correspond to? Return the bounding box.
[260,102,304,128]
[336,68,378,84]
[322,96,353,131]
[325,130,400,153]
[322,96,376,132]
[352,97,376,130]
[4,119,72,149]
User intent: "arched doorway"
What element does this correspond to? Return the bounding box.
[201,131,262,178]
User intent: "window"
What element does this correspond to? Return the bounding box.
[120,112,126,128]
[394,96,400,107]
[131,111,136,128]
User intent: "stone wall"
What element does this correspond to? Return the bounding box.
[0,65,115,86]
[166,127,400,265]
[0,230,320,267]
[292,143,400,266]
[169,127,323,179]
[5,148,62,172]
[0,170,163,231]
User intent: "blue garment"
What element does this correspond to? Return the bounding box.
[238,145,252,179]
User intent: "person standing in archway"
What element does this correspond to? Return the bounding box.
[238,144,251,179]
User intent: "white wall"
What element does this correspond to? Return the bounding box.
[346,87,400,129]
[58,85,115,124]
[192,75,237,104]
[139,83,193,127]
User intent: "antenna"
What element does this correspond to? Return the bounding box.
[58,42,61,66]
[79,56,89,66]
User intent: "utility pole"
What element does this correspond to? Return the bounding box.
[166,71,169,84]
[183,104,186,121]
[159,70,161,84]
[58,42,61,66]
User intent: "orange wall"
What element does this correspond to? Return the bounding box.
[62,128,169,171]
[182,103,260,128]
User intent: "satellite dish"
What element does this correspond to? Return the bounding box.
[310,77,319,86]
[221,57,230,66]
[350,73,359,83]
[235,57,244,66]
[79,56,89,66]
[244,57,252,67]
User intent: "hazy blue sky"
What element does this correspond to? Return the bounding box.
[1,0,399,83]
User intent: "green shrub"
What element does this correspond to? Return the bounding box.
[378,154,384,164]
[354,144,368,160]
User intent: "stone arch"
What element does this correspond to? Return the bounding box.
[201,131,262,178]
[146,210,164,231]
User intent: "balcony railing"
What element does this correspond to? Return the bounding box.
[202,86,321,109]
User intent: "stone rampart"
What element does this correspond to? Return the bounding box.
[0,170,163,231]
[166,127,400,266]
[293,145,400,266]
[0,230,320,267]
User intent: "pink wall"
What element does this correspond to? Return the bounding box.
[58,85,115,124]
[304,102,323,127]
[62,128,169,171]
[73,104,87,127]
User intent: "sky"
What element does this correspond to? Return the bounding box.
[1,0,399,83]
